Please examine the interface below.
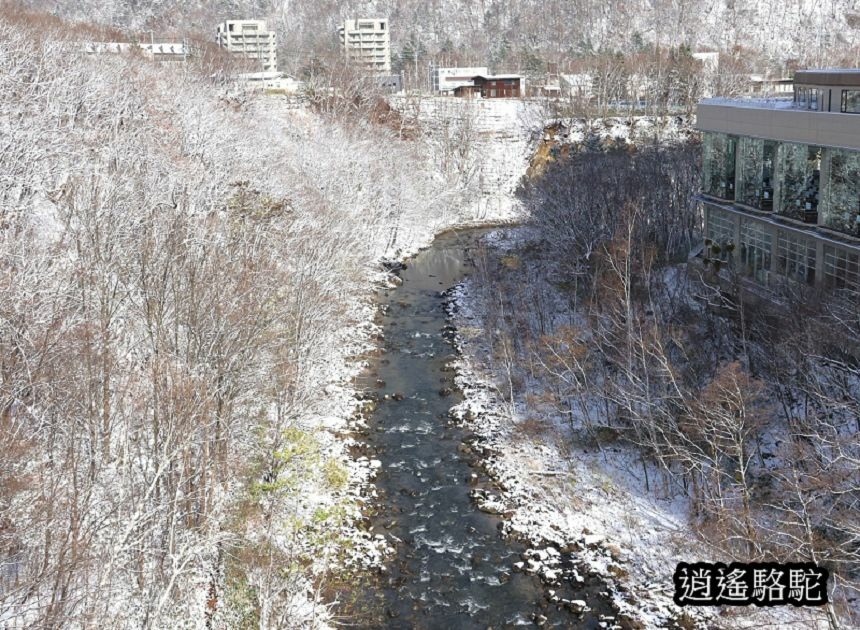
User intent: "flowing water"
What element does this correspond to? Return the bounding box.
[343,228,617,629]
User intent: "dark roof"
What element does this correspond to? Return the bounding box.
[795,69,860,87]
[471,74,523,81]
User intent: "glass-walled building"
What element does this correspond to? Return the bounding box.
[696,69,860,300]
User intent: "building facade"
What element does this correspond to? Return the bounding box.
[236,71,303,93]
[79,41,193,61]
[470,75,524,98]
[216,20,277,72]
[338,19,391,74]
[559,73,593,100]
[430,66,489,94]
[697,69,860,301]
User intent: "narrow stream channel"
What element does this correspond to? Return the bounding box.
[345,228,617,628]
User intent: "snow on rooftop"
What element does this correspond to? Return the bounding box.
[700,96,797,109]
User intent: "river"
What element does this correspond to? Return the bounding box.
[342,228,617,629]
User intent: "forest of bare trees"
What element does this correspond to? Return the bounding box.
[4,0,860,627]
[15,0,860,84]
[0,12,477,628]
[461,142,860,627]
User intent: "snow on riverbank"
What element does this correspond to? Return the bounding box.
[389,96,542,224]
[300,101,543,627]
[444,232,830,629]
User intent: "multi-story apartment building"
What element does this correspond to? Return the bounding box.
[216,20,277,72]
[697,69,860,301]
[338,19,391,74]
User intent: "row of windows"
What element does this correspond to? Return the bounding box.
[841,90,860,114]
[740,219,772,285]
[705,208,735,261]
[777,232,816,285]
[792,88,860,113]
[705,207,860,299]
[702,132,860,238]
[795,87,822,111]
[823,246,860,296]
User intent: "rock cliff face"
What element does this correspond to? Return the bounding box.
[390,96,544,223]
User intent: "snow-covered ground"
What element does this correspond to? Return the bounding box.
[291,98,545,627]
[389,95,543,222]
[443,229,833,629]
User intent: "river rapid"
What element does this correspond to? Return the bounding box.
[342,228,616,629]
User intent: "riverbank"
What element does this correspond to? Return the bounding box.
[332,228,627,628]
[444,227,832,630]
[283,95,545,628]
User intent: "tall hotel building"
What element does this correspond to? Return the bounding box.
[216,20,277,72]
[338,19,391,74]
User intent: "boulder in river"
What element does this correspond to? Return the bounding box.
[566,599,589,613]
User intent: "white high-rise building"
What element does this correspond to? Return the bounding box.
[339,19,391,74]
[216,20,277,72]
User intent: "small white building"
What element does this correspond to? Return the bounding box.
[78,41,193,62]
[216,20,277,72]
[560,73,593,99]
[339,19,391,74]
[236,71,303,93]
[692,52,719,73]
[748,74,794,96]
[430,66,489,94]
[140,42,192,62]
[80,42,134,54]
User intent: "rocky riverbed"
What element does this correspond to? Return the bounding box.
[335,228,619,628]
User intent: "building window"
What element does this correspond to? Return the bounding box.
[776,231,816,284]
[823,245,860,299]
[738,137,776,210]
[808,88,819,110]
[702,132,737,200]
[705,206,736,262]
[778,142,821,223]
[840,90,860,113]
[740,219,772,284]
[823,147,860,236]
[795,87,807,109]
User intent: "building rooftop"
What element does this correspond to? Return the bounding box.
[795,68,860,86]
[700,96,796,110]
[473,74,524,80]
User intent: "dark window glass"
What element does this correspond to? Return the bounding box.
[823,148,860,236]
[702,133,738,200]
[776,231,816,285]
[778,143,821,223]
[823,246,860,300]
[841,90,860,113]
[796,87,807,109]
[739,138,777,210]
